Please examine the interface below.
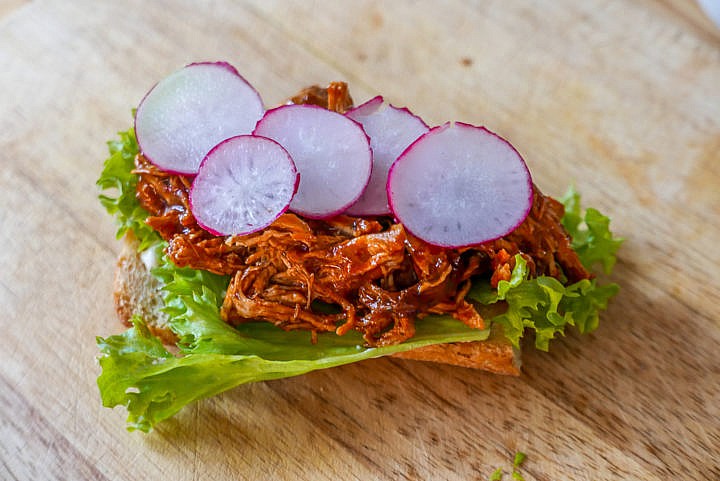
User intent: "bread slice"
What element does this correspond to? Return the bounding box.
[392,329,520,374]
[113,233,177,345]
[113,235,521,375]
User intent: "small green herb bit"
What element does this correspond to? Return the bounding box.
[511,451,527,480]
[489,467,504,481]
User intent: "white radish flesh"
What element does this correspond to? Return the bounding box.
[345,96,429,216]
[387,122,533,247]
[135,62,264,174]
[253,104,372,219]
[189,135,298,236]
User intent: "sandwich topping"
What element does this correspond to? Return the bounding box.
[96,62,622,431]
[132,84,590,347]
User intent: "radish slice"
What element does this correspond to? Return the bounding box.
[135,62,264,174]
[345,96,429,216]
[387,122,533,247]
[253,104,372,219]
[189,135,298,236]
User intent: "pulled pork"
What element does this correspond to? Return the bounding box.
[133,83,589,346]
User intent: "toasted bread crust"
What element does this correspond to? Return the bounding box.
[391,328,520,375]
[113,235,520,375]
[113,233,177,345]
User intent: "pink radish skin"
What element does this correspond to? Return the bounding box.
[190,135,299,236]
[345,96,429,216]
[387,122,533,248]
[253,104,372,219]
[135,62,264,175]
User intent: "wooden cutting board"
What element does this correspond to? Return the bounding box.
[1,1,718,479]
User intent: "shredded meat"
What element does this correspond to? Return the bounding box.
[134,83,590,347]
[288,81,353,113]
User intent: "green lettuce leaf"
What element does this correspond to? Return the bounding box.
[96,125,160,251]
[560,185,623,274]
[97,253,491,432]
[468,256,619,350]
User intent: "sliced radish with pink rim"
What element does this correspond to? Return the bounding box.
[189,135,298,236]
[345,96,429,216]
[135,62,264,174]
[387,122,533,247]
[253,104,372,219]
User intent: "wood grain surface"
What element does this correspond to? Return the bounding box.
[1,1,719,479]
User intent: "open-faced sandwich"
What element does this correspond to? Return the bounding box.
[97,62,622,432]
